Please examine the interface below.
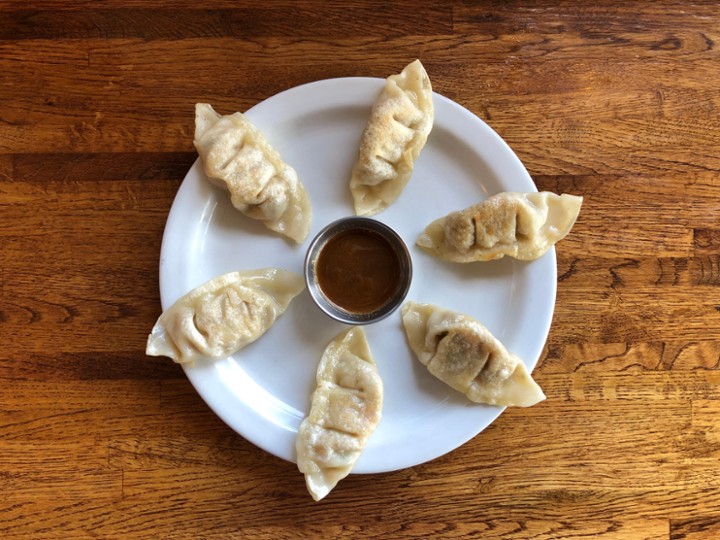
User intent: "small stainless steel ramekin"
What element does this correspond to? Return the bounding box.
[304,217,413,325]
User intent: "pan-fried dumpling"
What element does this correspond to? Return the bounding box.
[194,103,312,243]
[417,192,582,262]
[350,60,434,216]
[296,328,383,501]
[146,269,304,365]
[401,301,545,407]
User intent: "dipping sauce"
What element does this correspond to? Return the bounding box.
[316,229,402,314]
[305,216,412,324]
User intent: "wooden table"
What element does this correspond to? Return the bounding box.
[2,1,719,538]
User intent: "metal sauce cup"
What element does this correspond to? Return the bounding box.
[305,217,413,325]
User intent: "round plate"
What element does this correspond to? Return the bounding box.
[159,77,556,473]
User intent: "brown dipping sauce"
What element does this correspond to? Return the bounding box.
[315,229,402,314]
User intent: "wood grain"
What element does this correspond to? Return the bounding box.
[1,0,719,538]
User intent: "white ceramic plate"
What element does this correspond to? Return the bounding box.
[159,77,556,473]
